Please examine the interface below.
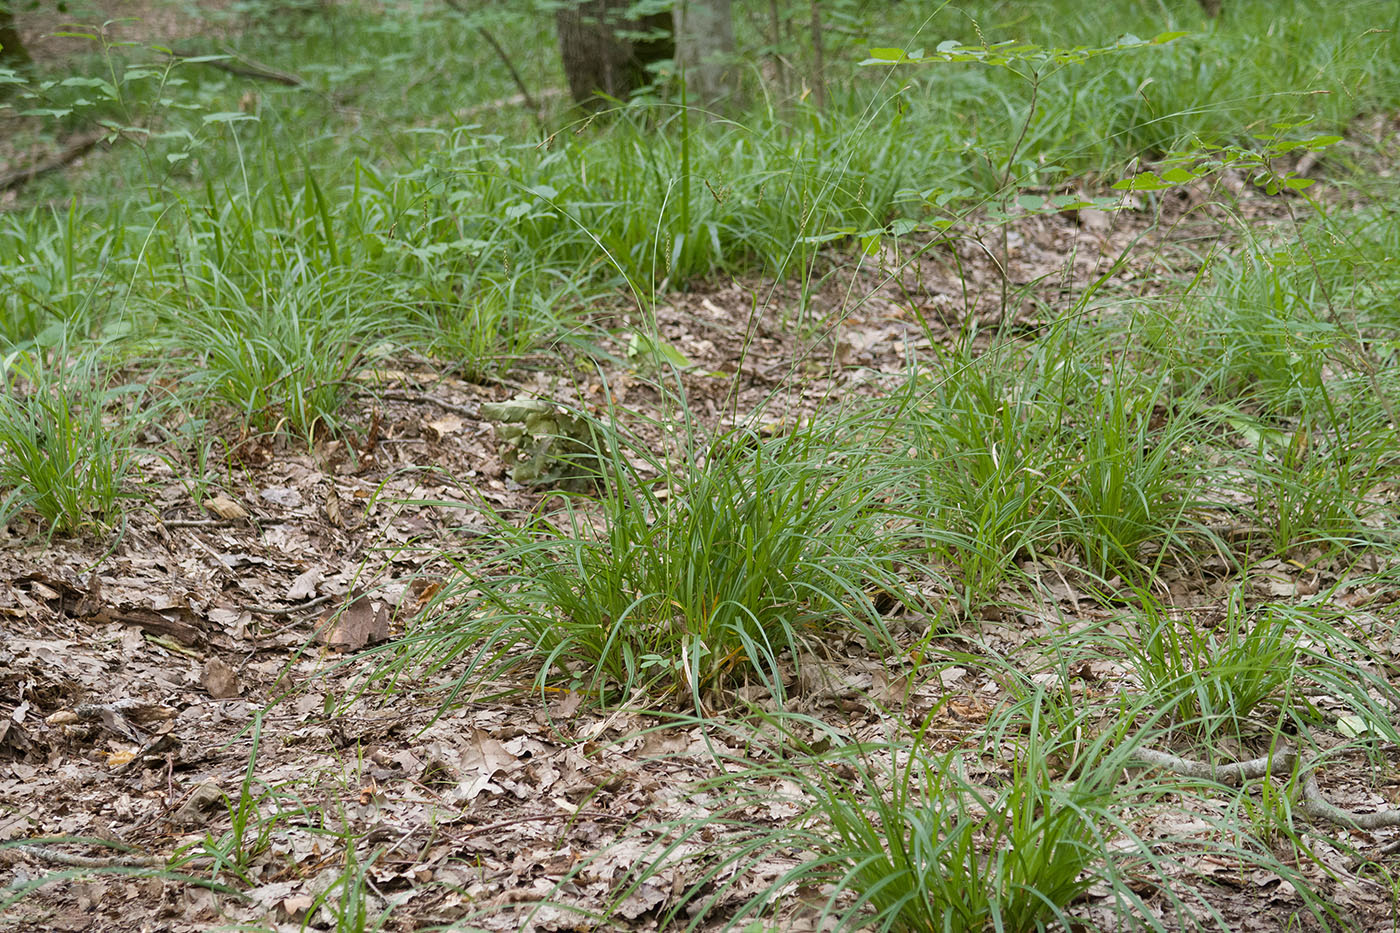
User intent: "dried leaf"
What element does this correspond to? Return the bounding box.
[423,415,464,441]
[260,486,303,508]
[205,495,249,520]
[173,781,225,826]
[286,567,321,601]
[315,594,390,652]
[202,657,241,699]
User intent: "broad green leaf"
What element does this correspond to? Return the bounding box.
[865,47,908,62]
[1112,172,1170,191]
[626,333,693,370]
[1336,714,1371,738]
[1306,135,1343,149]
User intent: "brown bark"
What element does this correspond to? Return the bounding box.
[1,5,31,68]
[556,0,674,110]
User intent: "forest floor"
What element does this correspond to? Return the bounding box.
[3,158,1399,931]
[4,3,1400,930]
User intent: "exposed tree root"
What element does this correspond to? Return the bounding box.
[1134,747,1400,834]
[1297,772,1400,831]
[1131,747,1297,786]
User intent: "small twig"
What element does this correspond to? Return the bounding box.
[360,390,480,419]
[454,810,625,841]
[187,535,236,581]
[1131,747,1297,787]
[158,518,234,529]
[0,132,104,193]
[245,594,335,616]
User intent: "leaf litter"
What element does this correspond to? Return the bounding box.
[1,175,1398,931]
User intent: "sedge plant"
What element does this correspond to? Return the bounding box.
[378,407,914,711]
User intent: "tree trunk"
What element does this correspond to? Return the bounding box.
[674,0,734,105]
[556,0,674,111]
[808,0,825,110]
[1,5,31,68]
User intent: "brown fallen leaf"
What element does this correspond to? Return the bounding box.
[423,414,464,442]
[173,781,225,826]
[286,567,321,601]
[202,657,241,699]
[315,593,390,652]
[204,495,249,520]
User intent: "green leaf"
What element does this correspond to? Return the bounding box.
[864,47,908,63]
[1112,172,1170,191]
[626,333,693,370]
[1336,714,1371,739]
[1305,135,1343,150]
[202,111,258,125]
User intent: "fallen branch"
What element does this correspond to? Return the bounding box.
[0,132,104,193]
[170,48,304,87]
[10,842,160,869]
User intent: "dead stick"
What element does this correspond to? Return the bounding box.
[10,843,160,869]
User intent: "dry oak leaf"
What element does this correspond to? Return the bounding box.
[202,657,241,699]
[314,593,390,652]
[204,495,249,520]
